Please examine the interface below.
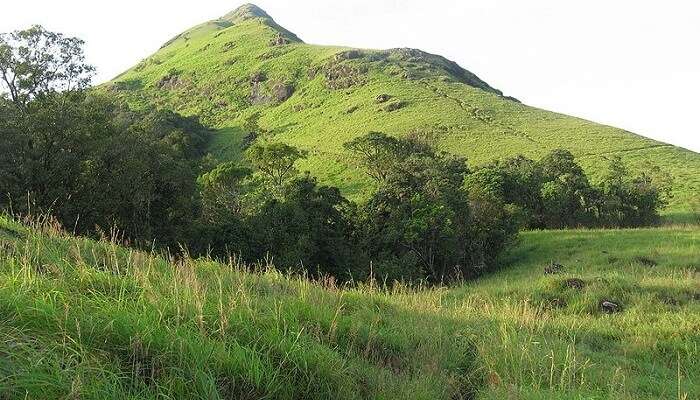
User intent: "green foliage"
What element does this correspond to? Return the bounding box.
[343,131,410,182]
[466,149,669,229]
[1,214,697,399]
[0,26,213,246]
[246,142,308,191]
[597,156,672,227]
[0,25,94,108]
[191,133,517,283]
[352,132,516,282]
[127,108,211,159]
[197,161,251,222]
[536,149,596,228]
[0,90,210,246]
[106,6,699,221]
[247,174,357,278]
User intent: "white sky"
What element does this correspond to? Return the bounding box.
[2,0,698,152]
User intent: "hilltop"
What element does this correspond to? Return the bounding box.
[108,4,700,218]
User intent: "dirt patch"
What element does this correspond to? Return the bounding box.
[157,71,188,90]
[250,79,294,105]
[564,278,586,290]
[270,33,289,46]
[272,82,294,102]
[544,262,564,275]
[633,256,657,267]
[382,100,406,112]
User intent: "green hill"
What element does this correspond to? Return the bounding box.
[108,4,700,219]
[1,215,697,399]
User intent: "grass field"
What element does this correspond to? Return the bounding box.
[108,5,700,219]
[1,215,697,399]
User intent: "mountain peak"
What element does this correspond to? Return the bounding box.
[221,4,272,24]
[218,3,302,42]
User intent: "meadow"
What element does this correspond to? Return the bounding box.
[1,215,697,399]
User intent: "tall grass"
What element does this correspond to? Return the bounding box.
[0,216,697,399]
[0,215,480,399]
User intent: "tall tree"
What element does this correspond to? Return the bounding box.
[246,142,307,191]
[0,25,94,110]
[197,162,251,222]
[343,132,407,182]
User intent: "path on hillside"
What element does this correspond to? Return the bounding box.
[421,80,538,144]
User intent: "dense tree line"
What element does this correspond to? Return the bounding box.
[190,134,519,282]
[465,149,672,229]
[0,26,209,246]
[0,26,672,284]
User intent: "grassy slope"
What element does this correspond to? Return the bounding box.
[1,217,697,399]
[452,227,699,399]
[107,5,700,220]
[0,216,480,400]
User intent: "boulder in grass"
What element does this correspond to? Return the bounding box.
[270,33,289,46]
[273,83,294,102]
[375,94,392,103]
[600,299,622,314]
[250,72,267,83]
[550,298,567,309]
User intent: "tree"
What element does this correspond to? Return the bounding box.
[0,25,94,109]
[597,156,670,227]
[466,150,600,228]
[0,25,97,218]
[539,173,595,228]
[345,131,518,282]
[343,132,409,182]
[536,149,584,182]
[360,150,475,282]
[191,162,253,260]
[240,112,263,149]
[197,162,251,222]
[248,174,357,278]
[466,186,519,273]
[129,109,211,159]
[245,142,307,191]
[532,149,596,228]
[76,125,199,245]
[498,156,541,222]
[0,92,114,218]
